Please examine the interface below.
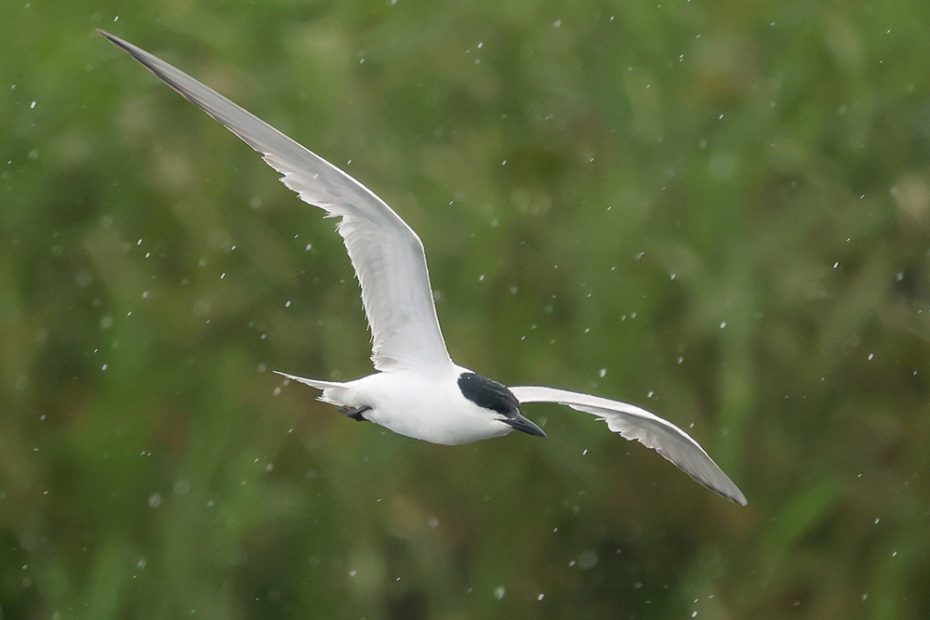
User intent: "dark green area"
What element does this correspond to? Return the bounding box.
[3,1,929,618]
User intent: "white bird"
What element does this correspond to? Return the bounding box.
[100,30,747,506]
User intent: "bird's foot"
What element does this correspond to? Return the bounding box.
[338,405,371,422]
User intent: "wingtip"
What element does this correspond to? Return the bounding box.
[96,28,119,43]
[97,29,144,59]
[97,29,134,55]
[720,482,748,506]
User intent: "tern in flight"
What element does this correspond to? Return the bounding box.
[100,31,747,505]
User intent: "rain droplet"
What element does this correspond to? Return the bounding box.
[577,550,598,569]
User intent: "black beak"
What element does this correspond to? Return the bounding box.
[504,413,547,438]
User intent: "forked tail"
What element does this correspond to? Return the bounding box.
[274,371,349,406]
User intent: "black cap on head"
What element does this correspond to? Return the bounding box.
[458,372,546,437]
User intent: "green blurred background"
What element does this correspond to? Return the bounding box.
[3,1,929,618]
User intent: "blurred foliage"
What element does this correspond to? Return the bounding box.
[2,0,930,618]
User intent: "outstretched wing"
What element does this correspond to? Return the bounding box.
[100,30,452,373]
[510,385,747,505]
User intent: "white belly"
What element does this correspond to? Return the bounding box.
[335,370,512,445]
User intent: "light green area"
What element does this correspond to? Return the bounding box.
[2,1,929,618]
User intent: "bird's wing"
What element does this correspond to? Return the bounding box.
[99,31,452,373]
[510,385,747,505]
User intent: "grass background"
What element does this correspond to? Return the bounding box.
[2,0,929,618]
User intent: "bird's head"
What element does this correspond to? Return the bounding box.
[457,372,546,437]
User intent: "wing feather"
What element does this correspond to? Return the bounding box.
[511,385,747,505]
[100,31,452,373]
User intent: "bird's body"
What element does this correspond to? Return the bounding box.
[100,30,747,505]
[290,367,517,445]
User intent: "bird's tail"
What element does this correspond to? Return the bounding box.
[274,371,349,406]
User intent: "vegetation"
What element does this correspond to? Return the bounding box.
[2,1,929,617]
